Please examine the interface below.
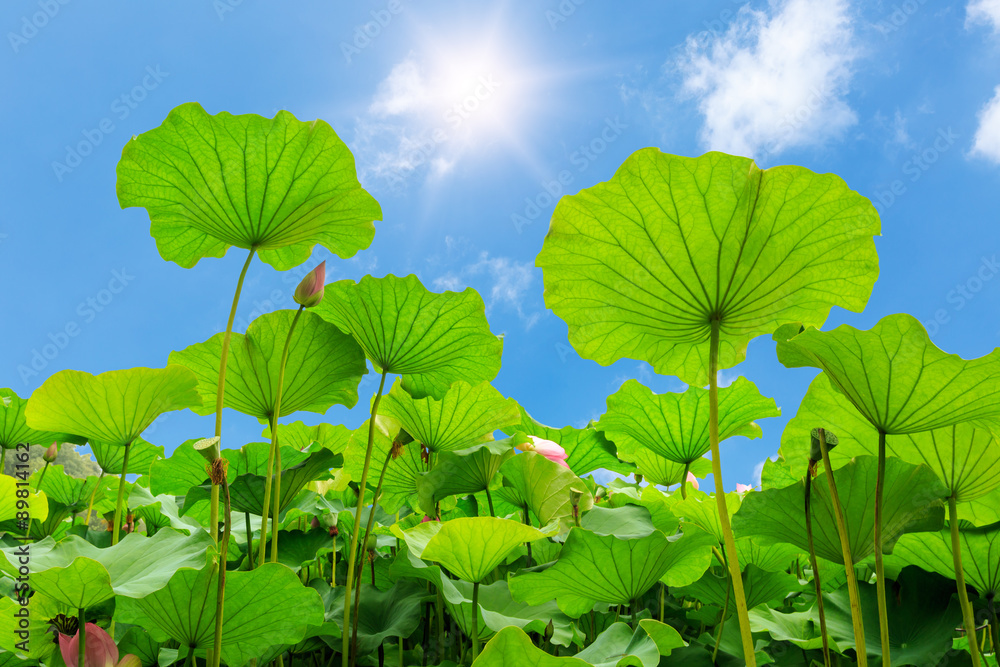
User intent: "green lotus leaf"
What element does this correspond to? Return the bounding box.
[676,564,803,613]
[581,504,658,539]
[418,517,549,582]
[780,374,1000,502]
[0,388,85,450]
[115,562,324,666]
[733,456,947,564]
[617,449,712,487]
[735,538,802,573]
[776,313,1000,434]
[890,521,1000,597]
[509,526,680,616]
[314,579,427,656]
[312,274,503,400]
[502,405,629,475]
[495,451,595,526]
[0,528,213,609]
[536,149,880,387]
[657,524,718,588]
[343,417,424,513]
[272,529,334,571]
[185,448,336,517]
[31,464,101,513]
[149,439,213,496]
[129,485,203,534]
[224,440,311,477]
[0,473,47,523]
[261,421,352,453]
[170,309,367,420]
[90,437,163,476]
[387,544,469,605]
[472,626,590,667]
[822,566,963,665]
[597,378,779,465]
[116,102,380,270]
[671,489,742,545]
[575,621,685,667]
[748,606,844,653]
[379,379,520,453]
[24,367,201,447]
[117,626,162,667]
[602,485,681,535]
[416,437,520,515]
[444,579,584,649]
[0,589,69,659]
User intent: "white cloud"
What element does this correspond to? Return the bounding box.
[433,252,542,329]
[675,0,858,159]
[369,58,429,117]
[967,0,1000,31]
[971,86,1000,163]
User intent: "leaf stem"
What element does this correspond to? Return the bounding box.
[351,447,396,649]
[712,574,731,663]
[805,471,831,667]
[212,472,232,667]
[987,595,999,659]
[949,494,981,667]
[818,428,867,667]
[523,505,533,567]
[343,369,388,667]
[112,442,132,546]
[84,471,104,531]
[707,318,756,667]
[485,488,495,517]
[472,581,481,662]
[78,607,86,667]
[680,461,690,500]
[873,430,890,667]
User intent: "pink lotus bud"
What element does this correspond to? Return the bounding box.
[736,483,753,493]
[421,515,440,523]
[59,623,123,667]
[685,472,700,491]
[293,261,325,308]
[518,436,570,468]
[310,517,321,530]
[43,442,58,463]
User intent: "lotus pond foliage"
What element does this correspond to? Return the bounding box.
[3,103,1000,667]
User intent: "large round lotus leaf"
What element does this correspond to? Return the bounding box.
[312,274,502,400]
[315,580,427,656]
[114,563,324,666]
[776,313,1000,434]
[495,451,594,526]
[574,621,686,667]
[170,309,366,420]
[890,521,1000,597]
[472,626,590,667]
[617,448,712,487]
[597,378,779,465]
[24,367,201,447]
[261,421,351,453]
[379,379,521,453]
[780,373,1000,502]
[676,564,803,613]
[342,417,424,513]
[0,474,47,523]
[536,149,880,387]
[0,388,85,449]
[822,566,963,665]
[0,589,68,659]
[509,526,683,617]
[419,517,549,583]
[0,529,213,609]
[733,456,947,564]
[416,437,519,515]
[116,102,380,270]
[502,405,629,476]
[32,464,105,513]
[90,437,163,476]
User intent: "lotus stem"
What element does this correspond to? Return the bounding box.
[211,471,232,667]
[873,430,890,667]
[949,495,981,667]
[78,607,86,667]
[680,461,690,500]
[343,369,388,667]
[112,442,132,546]
[987,595,998,658]
[485,487,495,517]
[818,428,867,667]
[244,512,253,569]
[24,461,52,537]
[472,581,481,661]
[712,572,731,663]
[707,318,756,666]
[351,447,396,650]
[436,587,445,662]
[523,505,533,567]
[84,471,104,530]
[805,470,831,667]
[659,583,665,623]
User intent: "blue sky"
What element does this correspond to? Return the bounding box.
[2,0,1000,490]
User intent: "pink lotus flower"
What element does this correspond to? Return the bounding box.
[43,442,58,463]
[735,483,753,493]
[293,261,325,308]
[59,623,139,667]
[685,472,699,490]
[518,436,570,468]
